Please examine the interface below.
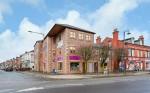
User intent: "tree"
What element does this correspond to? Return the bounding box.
[114,47,128,70]
[76,45,95,74]
[96,45,111,72]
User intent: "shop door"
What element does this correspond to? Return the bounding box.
[88,63,93,73]
[94,62,98,73]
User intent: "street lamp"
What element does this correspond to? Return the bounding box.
[28,31,44,72]
[28,31,44,38]
[123,30,131,75]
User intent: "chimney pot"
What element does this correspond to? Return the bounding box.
[96,36,101,45]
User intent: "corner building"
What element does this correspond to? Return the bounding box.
[42,24,95,74]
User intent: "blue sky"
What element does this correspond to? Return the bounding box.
[0,0,150,62]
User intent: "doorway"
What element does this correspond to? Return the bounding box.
[94,62,98,73]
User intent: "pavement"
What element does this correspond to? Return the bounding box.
[21,71,150,80]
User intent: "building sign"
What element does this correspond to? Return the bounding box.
[128,58,143,63]
[57,56,63,61]
[69,56,81,60]
[57,41,63,48]
[119,62,124,70]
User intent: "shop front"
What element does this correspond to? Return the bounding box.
[146,58,150,69]
[69,55,82,74]
[128,58,144,71]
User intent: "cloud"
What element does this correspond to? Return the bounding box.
[128,29,149,45]
[56,10,92,31]
[91,0,139,39]
[19,0,46,8]
[0,17,56,62]
[0,0,12,24]
[0,0,149,62]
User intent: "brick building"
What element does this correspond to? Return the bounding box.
[34,40,43,72]
[102,29,150,71]
[16,57,21,69]
[36,24,95,74]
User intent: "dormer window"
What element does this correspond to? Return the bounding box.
[140,40,142,45]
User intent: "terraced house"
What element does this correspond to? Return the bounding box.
[102,29,150,71]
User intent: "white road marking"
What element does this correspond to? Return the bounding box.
[16,83,84,92]
[17,87,44,92]
[0,89,15,93]
[44,83,84,88]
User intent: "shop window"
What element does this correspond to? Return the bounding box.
[58,62,63,70]
[70,32,75,38]
[70,46,75,54]
[70,62,79,70]
[79,33,84,40]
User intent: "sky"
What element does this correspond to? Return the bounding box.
[0,0,150,62]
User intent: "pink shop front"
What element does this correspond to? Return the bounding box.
[127,58,145,71]
[56,55,83,74]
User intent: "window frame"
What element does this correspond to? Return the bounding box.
[70,31,76,38]
[70,62,80,71]
[79,33,84,40]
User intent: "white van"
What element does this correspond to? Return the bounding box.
[145,68,150,72]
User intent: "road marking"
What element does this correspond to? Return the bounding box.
[44,83,84,88]
[17,87,44,92]
[16,83,84,92]
[0,89,15,93]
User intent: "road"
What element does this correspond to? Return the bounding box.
[0,70,150,93]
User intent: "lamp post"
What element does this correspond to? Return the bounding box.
[123,30,131,75]
[28,31,44,39]
[28,31,44,72]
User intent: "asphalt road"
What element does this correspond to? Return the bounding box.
[0,70,150,93]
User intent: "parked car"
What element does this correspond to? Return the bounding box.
[145,68,150,72]
[5,67,13,71]
[134,67,140,71]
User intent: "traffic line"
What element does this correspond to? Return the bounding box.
[44,83,84,88]
[16,83,84,92]
[17,87,44,92]
[0,89,15,93]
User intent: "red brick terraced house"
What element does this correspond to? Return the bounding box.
[102,29,150,71]
[16,57,21,69]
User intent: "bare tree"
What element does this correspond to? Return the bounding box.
[76,45,95,74]
[96,45,111,72]
[114,47,128,70]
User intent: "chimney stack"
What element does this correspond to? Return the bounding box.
[139,35,144,45]
[96,36,101,45]
[113,28,119,40]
